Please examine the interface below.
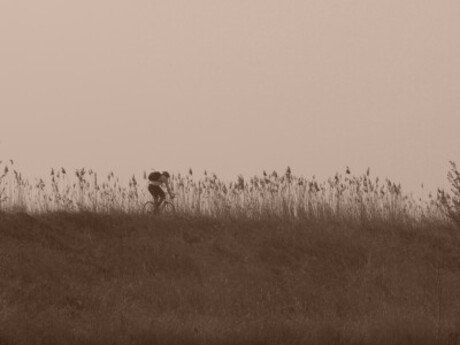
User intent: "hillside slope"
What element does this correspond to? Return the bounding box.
[1,213,460,344]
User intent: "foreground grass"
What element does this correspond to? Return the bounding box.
[0,213,460,344]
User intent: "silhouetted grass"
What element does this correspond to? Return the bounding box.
[1,212,460,344]
[0,161,444,225]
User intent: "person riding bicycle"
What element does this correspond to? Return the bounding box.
[148,171,175,210]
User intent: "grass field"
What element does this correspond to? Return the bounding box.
[1,162,460,344]
[1,212,460,344]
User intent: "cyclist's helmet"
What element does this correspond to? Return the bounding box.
[162,171,170,178]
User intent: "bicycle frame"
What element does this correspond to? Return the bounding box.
[143,194,176,216]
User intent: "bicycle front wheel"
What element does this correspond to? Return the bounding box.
[160,201,176,216]
[143,201,157,215]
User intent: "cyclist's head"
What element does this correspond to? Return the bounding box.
[162,171,170,179]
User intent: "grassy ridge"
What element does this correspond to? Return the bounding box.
[0,161,444,223]
[1,213,460,344]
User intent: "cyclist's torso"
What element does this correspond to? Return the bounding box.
[148,172,163,186]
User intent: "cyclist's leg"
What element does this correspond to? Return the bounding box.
[148,185,160,211]
[151,186,166,211]
[156,187,166,209]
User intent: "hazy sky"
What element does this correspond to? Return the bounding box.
[1,1,459,195]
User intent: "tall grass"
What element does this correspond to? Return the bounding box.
[0,160,449,225]
[1,161,460,344]
[438,161,460,226]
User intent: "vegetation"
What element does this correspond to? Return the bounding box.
[438,161,460,227]
[1,212,460,345]
[0,161,446,225]
[1,161,460,344]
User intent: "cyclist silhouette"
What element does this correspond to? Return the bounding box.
[148,171,175,210]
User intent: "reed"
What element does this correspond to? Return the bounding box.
[0,161,450,226]
[437,161,460,227]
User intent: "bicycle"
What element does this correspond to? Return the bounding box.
[143,194,176,216]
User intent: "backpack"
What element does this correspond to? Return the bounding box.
[148,171,162,182]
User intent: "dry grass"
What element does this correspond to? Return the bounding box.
[1,212,460,344]
[1,161,460,343]
[0,162,446,226]
[438,161,460,227]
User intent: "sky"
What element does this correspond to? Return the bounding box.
[1,0,459,196]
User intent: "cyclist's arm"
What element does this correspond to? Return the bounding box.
[165,182,174,198]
